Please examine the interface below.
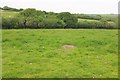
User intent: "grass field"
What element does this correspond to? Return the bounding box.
[1,11,18,18]
[2,29,118,78]
[78,18,100,22]
[78,18,115,24]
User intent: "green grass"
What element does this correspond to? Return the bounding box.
[78,18,115,24]
[1,11,18,18]
[78,18,100,22]
[2,29,118,78]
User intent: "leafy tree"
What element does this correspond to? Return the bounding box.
[25,16,44,29]
[19,8,24,11]
[2,8,117,29]
[2,17,18,29]
[57,12,78,28]
[17,8,37,28]
[3,6,10,10]
[43,15,66,28]
[2,6,20,11]
[19,8,37,17]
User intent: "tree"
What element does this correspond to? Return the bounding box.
[2,17,18,29]
[3,6,10,10]
[57,12,78,28]
[19,8,37,17]
[42,15,66,29]
[100,18,108,28]
[17,8,37,28]
[2,6,20,11]
[19,8,24,11]
[25,16,44,29]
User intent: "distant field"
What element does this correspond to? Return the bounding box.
[2,29,118,78]
[78,18,100,22]
[1,11,18,18]
[78,18,115,24]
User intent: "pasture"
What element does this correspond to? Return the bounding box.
[1,11,18,18]
[2,29,118,78]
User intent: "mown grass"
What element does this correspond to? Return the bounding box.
[2,29,118,78]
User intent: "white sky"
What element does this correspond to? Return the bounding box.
[0,0,119,14]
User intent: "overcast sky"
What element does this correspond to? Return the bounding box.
[0,0,119,14]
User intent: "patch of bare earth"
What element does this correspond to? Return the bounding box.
[63,45,75,49]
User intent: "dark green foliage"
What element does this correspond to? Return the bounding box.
[77,20,117,29]
[3,6,10,10]
[42,17,65,29]
[8,8,66,29]
[19,8,37,17]
[2,6,23,11]
[57,12,78,28]
[2,7,117,29]
[2,17,18,29]
[19,8,24,11]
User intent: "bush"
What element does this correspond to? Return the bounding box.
[2,17,18,29]
[2,8,117,29]
[57,12,78,28]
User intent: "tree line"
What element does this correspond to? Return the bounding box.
[0,6,23,11]
[2,7,118,29]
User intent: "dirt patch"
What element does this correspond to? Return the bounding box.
[63,45,75,49]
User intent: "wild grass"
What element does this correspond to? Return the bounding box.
[2,29,118,78]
